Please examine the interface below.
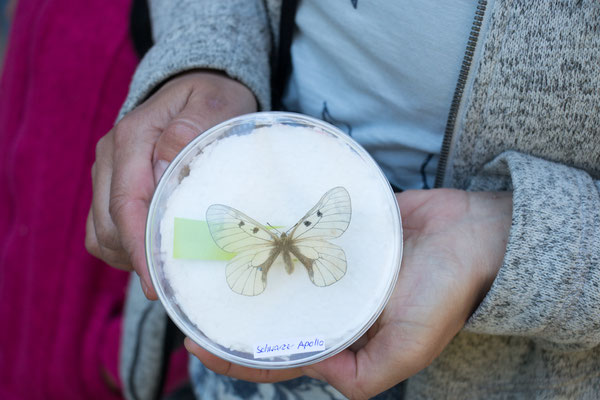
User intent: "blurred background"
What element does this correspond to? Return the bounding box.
[0,0,11,68]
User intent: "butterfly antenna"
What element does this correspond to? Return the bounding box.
[267,223,282,234]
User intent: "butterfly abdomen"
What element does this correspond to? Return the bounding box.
[283,250,294,274]
[280,233,295,274]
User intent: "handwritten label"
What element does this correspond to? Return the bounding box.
[253,337,326,359]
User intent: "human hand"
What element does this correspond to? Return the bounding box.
[184,189,512,399]
[85,71,257,299]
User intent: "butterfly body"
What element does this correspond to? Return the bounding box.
[206,187,352,296]
[278,233,296,275]
[254,233,295,279]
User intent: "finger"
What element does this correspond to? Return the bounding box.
[304,349,387,400]
[105,82,192,297]
[184,338,303,383]
[151,102,233,165]
[395,190,435,217]
[106,72,257,300]
[153,71,257,164]
[109,117,161,300]
[85,209,132,270]
[88,132,133,269]
[91,134,125,253]
[106,77,212,295]
[153,160,169,185]
[153,118,202,165]
[151,103,208,185]
[306,323,433,400]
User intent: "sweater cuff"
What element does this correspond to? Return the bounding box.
[118,19,271,119]
[464,151,600,350]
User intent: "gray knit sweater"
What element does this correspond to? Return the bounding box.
[119,1,600,399]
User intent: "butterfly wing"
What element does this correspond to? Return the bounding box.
[291,239,347,287]
[288,187,351,287]
[222,246,280,296]
[206,204,280,296]
[288,186,352,240]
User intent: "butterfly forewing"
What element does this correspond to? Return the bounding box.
[289,187,352,240]
[206,204,280,296]
[206,204,278,252]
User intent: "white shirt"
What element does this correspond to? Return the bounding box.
[282,0,476,190]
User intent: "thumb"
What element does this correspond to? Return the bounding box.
[152,72,257,167]
[153,116,203,173]
[151,106,216,184]
[151,113,200,185]
[153,159,169,185]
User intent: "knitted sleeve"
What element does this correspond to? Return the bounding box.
[464,150,600,351]
[118,0,273,119]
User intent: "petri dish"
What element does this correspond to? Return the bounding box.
[146,112,402,369]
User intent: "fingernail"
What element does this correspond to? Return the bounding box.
[153,160,169,184]
[184,337,200,354]
[141,278,150,297]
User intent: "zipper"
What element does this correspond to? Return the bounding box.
[434,0,488,188]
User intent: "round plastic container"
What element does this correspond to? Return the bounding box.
[146,112,402,369]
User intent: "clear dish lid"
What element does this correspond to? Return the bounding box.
[146,112,402,369]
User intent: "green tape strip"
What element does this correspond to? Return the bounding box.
[173,218,235,260]
[173,218,284,260]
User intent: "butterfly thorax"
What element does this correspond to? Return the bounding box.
[278,232,295,275]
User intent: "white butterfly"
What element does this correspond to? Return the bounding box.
[206,187,352,296]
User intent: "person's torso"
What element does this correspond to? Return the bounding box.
[281,0,476,190]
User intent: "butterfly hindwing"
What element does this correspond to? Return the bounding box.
[206,204,280,295]
[224,246,279,296]
[292,239,347,286]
